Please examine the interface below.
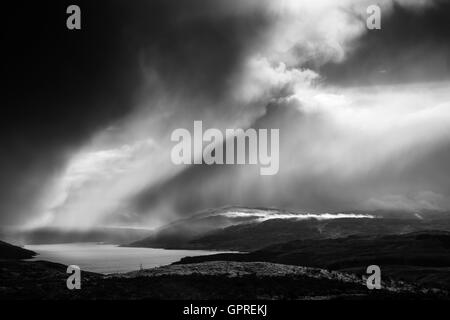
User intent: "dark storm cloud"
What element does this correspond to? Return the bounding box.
[3,0,140,225]
[3,0,449,229]
[122,0,450,220]
[1,0,270,226]
[129,90,450,219]
[320,0,450,86]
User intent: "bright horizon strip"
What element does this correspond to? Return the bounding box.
[218,211,375,221]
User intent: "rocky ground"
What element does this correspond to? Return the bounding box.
[1,259,448,300]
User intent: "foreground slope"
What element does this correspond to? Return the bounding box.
[176,231,450,289]
[0,240,36,259]
[1,259,446,300]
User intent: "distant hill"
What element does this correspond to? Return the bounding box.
[126,207,450,251]
[126,206,266,248]
[0,241,36,259]
[189,218,450,251]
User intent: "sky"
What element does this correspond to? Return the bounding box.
[2,0,450,230]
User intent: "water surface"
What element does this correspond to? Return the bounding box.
[25,243,226,274]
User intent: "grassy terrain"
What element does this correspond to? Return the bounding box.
[1,260,446,300]
[175,231,450,289]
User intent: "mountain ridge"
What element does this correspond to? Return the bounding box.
[126,207,450,251]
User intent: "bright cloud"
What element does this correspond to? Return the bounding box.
[30,0,450,229]
[218,211,375,221]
